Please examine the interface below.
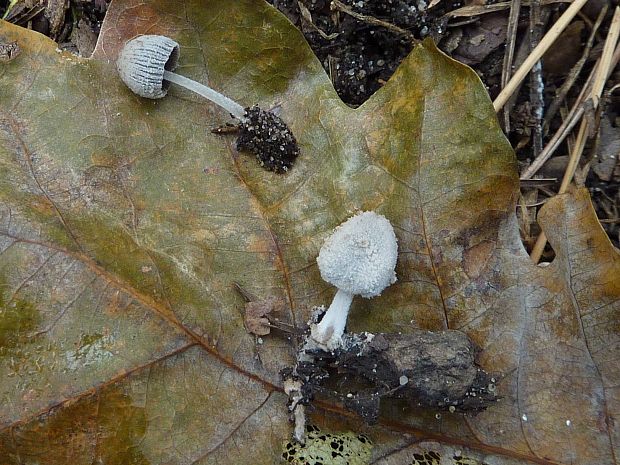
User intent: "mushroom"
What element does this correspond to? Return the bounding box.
[311,211,398,350]
[116,35,246,120]
[116,34,299,172]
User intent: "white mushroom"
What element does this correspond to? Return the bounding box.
[311,211,398,350]
[116,35,247,121]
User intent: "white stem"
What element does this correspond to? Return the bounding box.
[311,289,353,349]
[163,70,247,121]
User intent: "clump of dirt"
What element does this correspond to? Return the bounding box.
[281,325,498,442]
[236,106,300,173]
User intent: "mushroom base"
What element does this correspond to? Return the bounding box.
[309,289,353,350]
[282,329,499,438]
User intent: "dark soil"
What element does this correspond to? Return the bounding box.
[270,0,464,105]
[281,329,497,426]
[237,106,300,173]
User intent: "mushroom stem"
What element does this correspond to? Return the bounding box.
[162,70,247,121]
[311,289,354,348]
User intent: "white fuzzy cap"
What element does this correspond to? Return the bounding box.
[317,211,398,298]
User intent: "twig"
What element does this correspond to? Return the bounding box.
[530,7,620,263]
[573,136,598,186]
[588,18,620,108]
[543,5,607,135]
[446,0,568,18]
[503,25,537,129]
[501,0,522,132]
[528,0,547,157]
[562,106,577,156]
[520,178,557,187]
[524,198,551,208]
[559,12,620,191]
[521,42,620,180]
[448,17,480,28]
[298,1,340,40]
[494,0,588,112]
[577,10,604,42]
[522,94,587,179]
[330,0,417,43]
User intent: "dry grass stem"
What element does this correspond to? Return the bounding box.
[522,42,620,180]
[543,5,608,134]
[298,1,340,40]
[531,7,620,263]
[501,0,522,131]
[447,0,568,18]
[522,98,586,179]
[330,0,417,42]
[559,7,620,193]
[493,0,588,111]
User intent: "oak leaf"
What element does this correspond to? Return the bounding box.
[0,1,617,464]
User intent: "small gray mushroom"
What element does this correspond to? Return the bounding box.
[116,34,246,120]
[116,34,300,173]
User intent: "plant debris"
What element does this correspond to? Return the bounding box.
[243,296,285,336]
[236,105,300,173]
[0,39,20,62]
[281,424,372,464]
[282,312,498,443]
[234,282,296,337]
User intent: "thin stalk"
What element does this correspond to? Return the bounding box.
[501,0,521,132]
[312,289,354,347]
[530,7,620,263]
[494,0,588,111]
[163,70,247,121]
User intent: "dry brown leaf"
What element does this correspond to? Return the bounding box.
[0,1,617,464]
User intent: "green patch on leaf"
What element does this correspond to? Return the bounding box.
[0,284,40,350]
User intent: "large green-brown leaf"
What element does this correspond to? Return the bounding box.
[0,1,618,464]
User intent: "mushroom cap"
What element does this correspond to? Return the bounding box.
[317,211,398,298]
[116,35,180,99]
